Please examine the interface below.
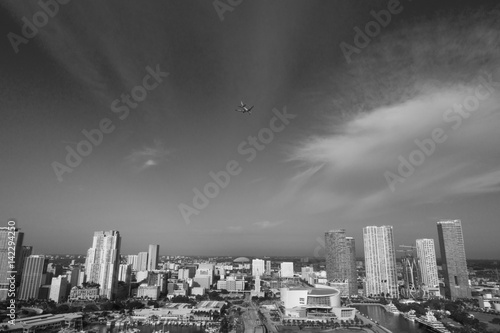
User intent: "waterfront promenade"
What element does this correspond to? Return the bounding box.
[355,312,392,333]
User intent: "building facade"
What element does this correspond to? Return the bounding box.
[18,255,49,300]
[437,220,471,299]
[280,285,356,321]
[252,259,265,277]
[280,262,294,278]
[118,264,132,283]
[265,260,272,275]
[363,226,398,298]
[127,255,138,271]
[69,286,100,300]
[416,238,440,296]
[148,244,159,271]
[325,230,357,297]
[84,230,121,300]
[49,275,69,303]
[137,252,148,272]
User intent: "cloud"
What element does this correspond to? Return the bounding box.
[279,8,500,219]
[3,1,170,103]
[253,220,284,229]
[125,140,171,172]
[227,226,243,232]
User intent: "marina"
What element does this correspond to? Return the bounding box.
[414,312,451,333]
[355,305,428,333]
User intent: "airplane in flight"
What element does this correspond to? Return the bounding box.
[235,101,253,114]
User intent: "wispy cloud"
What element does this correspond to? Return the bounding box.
[253,220,284,229]
[278,8,500,219]
[125,140,171,173]
[227,226,243,232]
[3,1,169,104]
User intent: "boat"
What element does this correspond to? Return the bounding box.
[415,311,451,333]
[402,309,417,322]
[386,302,400,314]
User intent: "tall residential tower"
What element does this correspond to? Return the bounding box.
[148,244,159,271]
[84,230,121,300]
[18,255,49,300]
[416,239,439,288]
[437,220,471,299]
[325,230,357,296]
[363,226,398,298]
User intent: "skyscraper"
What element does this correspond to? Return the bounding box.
[69,264,82,287]
[18,255,49,300]
[0,221,24,300]
[416,239,439,290]
[148,244,159,271]
[49,275,69,303]
[363,226,398,298]
[325,230,357,296]
[127,255,138,271]
[118,264,132,283]
[280,262,294,278]
[437,220,471,299]
[265,260,271,275]
[400,253,420,298]
[18,245,33,276]
[252,259,265,277]
[137,252,148,271]
[84,230,121,300]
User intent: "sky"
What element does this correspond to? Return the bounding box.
[1,0,499,259]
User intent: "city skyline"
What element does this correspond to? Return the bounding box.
[1,0,500,259]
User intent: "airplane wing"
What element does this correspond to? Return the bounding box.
[240,101,246,107]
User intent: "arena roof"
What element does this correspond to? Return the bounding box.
[308,288,339,296]
[233,257,250,262]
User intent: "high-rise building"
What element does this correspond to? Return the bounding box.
[118,264,132,283]
[148,245,159,271]
[265,260,271,275]
[437,220,471,299]
[18,255,49,300]
[363,226,398,298]
[0,221,24,300]
[301,266,314,281]
[280,262,294,278]
[400,253,420,299]
[252,259,265,277]
[18,246,33,276]
[325,230,357,296]
[416,239,440,290]
[137,252,148,271]
[49,275,69,303]
[69,264,82,287]
[84,230,121,300]
[127,255,138,271]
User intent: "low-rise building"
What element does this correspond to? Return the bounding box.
[280,285,356,321]
[69,286,100,300]
[137,285,160,300]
